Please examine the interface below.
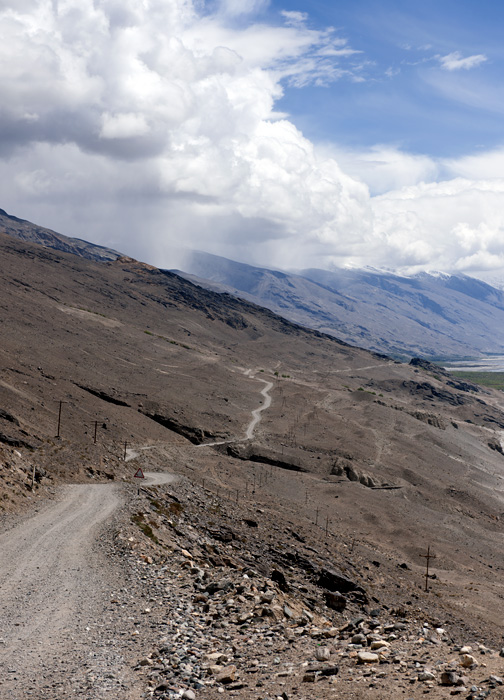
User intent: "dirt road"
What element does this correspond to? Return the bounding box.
[245,378,273,440]
[197,372,274,447]
[0,474,175,699]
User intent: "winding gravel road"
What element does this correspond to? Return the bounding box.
[0,476,157,700]
[245,378,273,440]
[0,485,133,699]
[0,372,269,698]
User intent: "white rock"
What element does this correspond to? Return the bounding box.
[357,651,379,664]
[460,654,478,668]
[418,671,436,681]
[315,647,331,661]
[370,640,390,650]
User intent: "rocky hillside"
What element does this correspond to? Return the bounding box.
[1,231,504,698]
[110,473,504,700]
[0,207,120,261]
[5,204,504,359]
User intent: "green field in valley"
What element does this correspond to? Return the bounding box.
[450,371,504,391]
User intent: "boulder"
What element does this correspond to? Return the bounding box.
[324,591,346,612]
[214,665,237,684]
[317,568,363,595]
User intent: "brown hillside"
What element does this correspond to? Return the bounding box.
[1,230,504,654]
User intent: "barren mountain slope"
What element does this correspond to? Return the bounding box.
[179,249,504,358]
[0,231,504,686]
[0,207,120,261]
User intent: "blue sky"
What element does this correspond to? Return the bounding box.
[1,0,504,280]
[269,0,503,157]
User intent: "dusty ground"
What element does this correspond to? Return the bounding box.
[0,233,503,698]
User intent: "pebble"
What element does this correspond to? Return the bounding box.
[315,647,331,662]
[460,654,478,668]
[357,651,379,664]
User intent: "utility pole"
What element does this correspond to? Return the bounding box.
[420,545,436,592]
[56,400,67,438]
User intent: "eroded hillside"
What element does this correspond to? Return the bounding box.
[1,231,504,676]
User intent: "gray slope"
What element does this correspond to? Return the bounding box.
[176,251,504,359]
[0,208,121,262]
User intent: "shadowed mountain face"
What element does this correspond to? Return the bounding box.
[0,208,121,262]
[177,250,504,359]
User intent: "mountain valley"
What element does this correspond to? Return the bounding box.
[0,226,503,698]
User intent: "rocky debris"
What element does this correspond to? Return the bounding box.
[86,466,115,480]
[0,409,20,425]
[205,524,235,543]
[409,359,481,394]
[114,478,499,700]
[488,438,504,455]
[446,379,481,393]
[271,569,289,592]
[405,380,471,406]
[331,456,378,488]
[317,567,367,599]
[324,591,347,612]
[0,447,51,508]
[407,410,446,429]
[409,358,450,376]
[111,477,504,700]
[0,432,34,449]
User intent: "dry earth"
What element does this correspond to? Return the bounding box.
[0,232,503,698]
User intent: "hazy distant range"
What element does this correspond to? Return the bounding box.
[174,250,504,362]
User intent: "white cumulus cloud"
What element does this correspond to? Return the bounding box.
[438,51,487,71]
[0,0,371,270]
[1,0,504,282]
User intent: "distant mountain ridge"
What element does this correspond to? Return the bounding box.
[4,205,504,359]
[0,208,120,262]
[175,250,504,359]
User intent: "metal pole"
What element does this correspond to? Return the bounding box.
[420,545,436,592]
[56,400,65,438]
